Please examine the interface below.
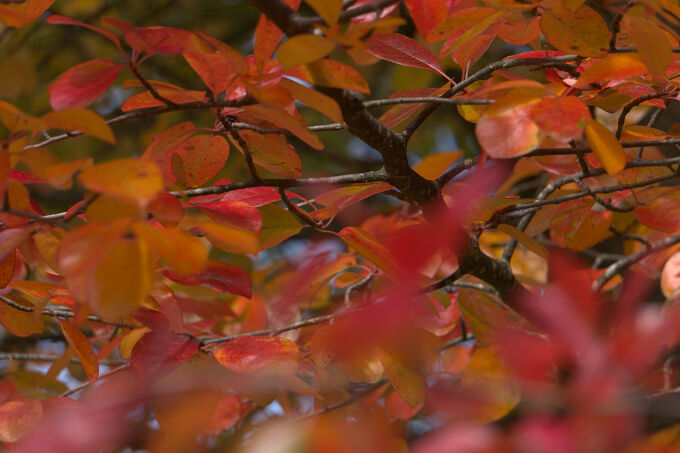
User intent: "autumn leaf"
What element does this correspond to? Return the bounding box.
[365,33,451,81]
[302,59,370,94]
[0,0,54,28]
[48,59,121,110]
[305,0,341,26]
[575,53,648,88]
[163,260,252,298]
[58,319,99,383]
[171,135,229,188]
[584,120,626,175]
[277,34,335,68]
[213,336,300,375]
[0,398,42,443]
[132,222,208,276]
[378,348,426,408]
[237,130,302,177]
[539,5,609,57]
[476,87,545,158]
[79,158,163,207]
[42,108,115,144]
[550,197,613,251]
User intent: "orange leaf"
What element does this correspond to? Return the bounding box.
[170,135,229,188]
[0,294,43,337]
[279,78,343,123]
[237,130,302,177]
[634,197,680,234]
[79,158,163,207]
[496,15,541,45]
[378,348,425,408]
[550,197,613,251]
[119,327,151,360]
[539,5,609,57]
[496,224,547,258]
[575,53,648,88]
[89,237,154,320]
[302,59,370,94]
[0,0,54,28]
[277,34,335,68]
[213,336,299,375]
[476,88,544,158]
[530,96,591,142]
[339,226,397,274]
[305,0,342,26]
[132,222,208,276]
[0,100,45,132]
[313,182,393,220]
[58,319,99,383]
[244,104,323,150]
[142,120,196,184]
[42,108,115,144]
[584,120,626,175]
[413,151,462,180]
[623,11,672,78]
[0,399,42,442]
[121,88,205,111]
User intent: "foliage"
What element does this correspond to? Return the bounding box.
[1,0,680,451]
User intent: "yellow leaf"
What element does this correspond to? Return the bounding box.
[496,224,547,258]
[459,347,520,422]
[42,107,115,144]
[90,237,153,320]
[413,151,462,180]
[584,120,626,175]
[624,10,671,78]
[196,221,259,255]
[119,327,150,360]
[133,222,208,275]
[78,158,163,207]
[279,78,343,123]
[0,294,43,337]
[305,0,342,26]
[0,100,45,132]
[277,34,336,68]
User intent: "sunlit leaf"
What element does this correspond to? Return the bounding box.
[339,226,397,275]
[132,222,208,276]
[0,100,45,132]
[302,59,370,94]
[575,53,648,88]
[190,200,262,233]
[194,221,260,255]
[79,158,163,207]
[89,237,154,320]
[42,108,115,144]
[584,119,626,175]
[623,10,672,78]
[277,34,335,68]
[530,96,590,142]
[476,88,544,158]
[405,0,448,38]
[279,78,343,123]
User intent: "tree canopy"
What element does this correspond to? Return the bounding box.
[1,0,680,451]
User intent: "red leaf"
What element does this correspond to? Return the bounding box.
[104,18,193,55]
[0,399,42,443]
[190,200,262,233]
[163,261,252,298]
[365,33,451,81]
[171,134,230,188]
[530,96,591,142]
[48,59,121,111]
[634,197,680,233]
[405,0,448,38]
[221,187,297,207]
[130,322,199,380]
[46,14,123,54]
[212,336,299,375]
[9,170,44,184]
